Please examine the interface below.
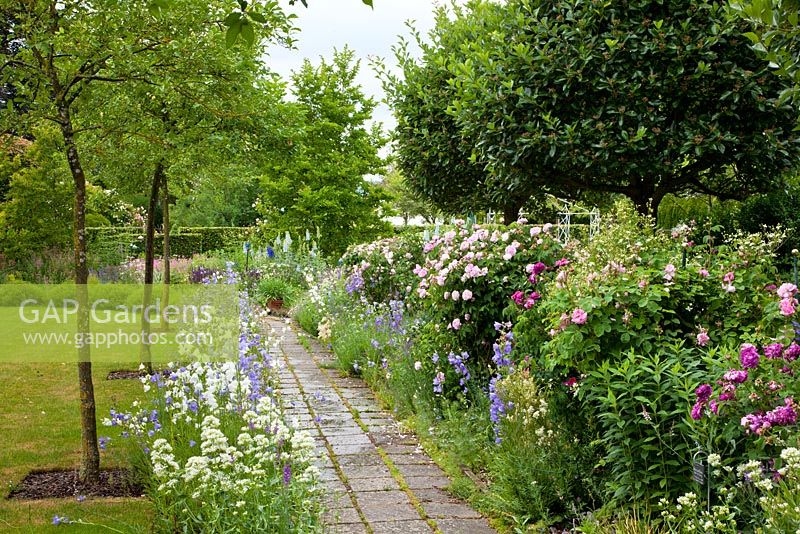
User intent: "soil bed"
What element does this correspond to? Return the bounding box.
[106,370,144,380]
[7,469,143,500]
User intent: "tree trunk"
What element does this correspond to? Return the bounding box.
[630,186,664,224]
[139,162,163,373]
[59,106,100,484]
[161,174,170,330]
[503,198,525,225]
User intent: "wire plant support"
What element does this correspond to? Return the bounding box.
[557,201,601,244]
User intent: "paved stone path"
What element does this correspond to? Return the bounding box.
[264,317,498,534]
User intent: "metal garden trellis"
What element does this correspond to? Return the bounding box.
[557,202,601,244]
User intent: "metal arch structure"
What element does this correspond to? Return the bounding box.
[556,201,601,244]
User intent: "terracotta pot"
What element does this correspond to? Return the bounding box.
[267,298,284,311]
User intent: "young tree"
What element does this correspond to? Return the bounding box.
[258,48,390,257]
[0,0,290,482]
[389,0,800,220]
[81,3,291,369]
[0,0,167,482]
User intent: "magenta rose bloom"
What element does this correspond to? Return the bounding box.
[723,369,748,384]
[532,262,547,275]
[740,344,760,369]
[764,343,785,359]
[785,343,800,361]
[695,384,713,402]
[766,401,797,426]
[691,401,705,420]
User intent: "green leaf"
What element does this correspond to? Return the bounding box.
[743,31,761,44]
[225,21,242,48]
[248,11,267,24]
[240,21,255,46]
[362,0,374,6]
[224,12,243,26]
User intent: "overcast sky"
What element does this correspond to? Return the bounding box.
[265,0,450,134]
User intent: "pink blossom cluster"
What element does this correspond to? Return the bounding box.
[413,223,560,334]
[696,327,710,347]
[777,283,798,316]
[509,261,555,310]
[722,271,736,293]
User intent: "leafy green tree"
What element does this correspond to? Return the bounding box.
[389,0,800,220]
[258,48,389,257]
[0,125,72,257]
[379,167,438,225]
[78,0,291,368]
[1,0,171,482]
[0,125,127,271]
[379,14,500,220]
[730,0,800,120]
[172,166,262,227]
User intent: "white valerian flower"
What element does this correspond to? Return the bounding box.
[781,447,800,474]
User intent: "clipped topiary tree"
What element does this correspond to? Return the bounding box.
[389,0,800,221]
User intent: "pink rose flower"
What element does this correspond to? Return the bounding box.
[696,329,710,347]
[571,308,588,325]
[778,283,798,299]
[462,289,473,301]
[664,264,676,281]
[780,297,797,316]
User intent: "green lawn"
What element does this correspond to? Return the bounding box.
[0,362,152,532]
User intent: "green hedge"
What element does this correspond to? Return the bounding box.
[87,226,253,263]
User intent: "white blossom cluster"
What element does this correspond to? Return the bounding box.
[105,302,321,511]
[149,411,318,499]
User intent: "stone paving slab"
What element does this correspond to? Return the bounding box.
[264,317,497,534]
[371,520,433,534]
[421,502,483,519]
[361,504,423,523]
[436,518,497,534]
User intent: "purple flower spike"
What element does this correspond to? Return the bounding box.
[283,463,292,486]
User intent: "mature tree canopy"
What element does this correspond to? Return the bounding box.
[731,0,800,121]
[389,0,800,220]
[381,14,500,219]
